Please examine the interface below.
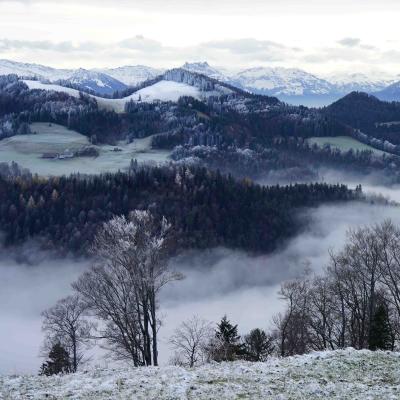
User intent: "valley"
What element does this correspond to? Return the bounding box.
[2,56,400,391]
[0,123,170,176]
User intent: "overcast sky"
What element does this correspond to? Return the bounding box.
[1,0,400,75]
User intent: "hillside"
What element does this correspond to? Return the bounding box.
[3,59,400,107]
[63,69,128,95]
[374,81,400,102]
[1,349,399,399]
[22,79,202,113]
[324,91,400,130]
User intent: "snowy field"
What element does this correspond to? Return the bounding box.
[1,349,399,399]
[307,136,389,156]
[0,123,171,176]
[23,80,201,113]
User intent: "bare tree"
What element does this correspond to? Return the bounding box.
[169,316,212,367]
[73,210,183,366]
[274,220,400,355]
[42,295,93,372]
[375,220,400,316]
[273,270,311,357]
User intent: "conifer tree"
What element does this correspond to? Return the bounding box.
[369,303,393,351]
[208,316,245,362]
[244,328,274,361]
[39,342,71,376]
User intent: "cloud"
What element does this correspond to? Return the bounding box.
[338,37,361,47]
[2,192,400,372]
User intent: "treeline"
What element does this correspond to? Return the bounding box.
[275,221,400,355]
[0,75,190,144]
[324,91,400,142]
[0,163,357,255]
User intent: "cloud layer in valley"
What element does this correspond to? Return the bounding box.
[2,199,400,373]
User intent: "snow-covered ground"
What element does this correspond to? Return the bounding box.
[1,349,399,399]
[23,80,200,113]
[0,123,171,176]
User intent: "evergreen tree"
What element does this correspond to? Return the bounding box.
[369,303,393,351]
[39,342,71,376]
[244,328,274,361]
[209,316,245,362]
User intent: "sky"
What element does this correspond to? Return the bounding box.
[1,0,400,76]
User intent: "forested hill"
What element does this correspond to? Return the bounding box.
[324,91,400,136]
[0,165,358,255]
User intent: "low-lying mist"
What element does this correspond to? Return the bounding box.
[1,200,400,373]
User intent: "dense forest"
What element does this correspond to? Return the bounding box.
[324,92,400,143]
[0,163,357,255]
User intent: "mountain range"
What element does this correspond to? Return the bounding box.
[1,59,399,106]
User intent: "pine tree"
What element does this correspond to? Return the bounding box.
[244,328,274,361]
[369,303,393,351]
[39,342,71,376]
[209,316,245,362]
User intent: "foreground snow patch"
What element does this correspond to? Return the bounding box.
[1,349,400,399]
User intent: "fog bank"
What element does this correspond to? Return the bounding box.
[1,201,400,373]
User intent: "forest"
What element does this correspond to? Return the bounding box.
[0,163,357,255]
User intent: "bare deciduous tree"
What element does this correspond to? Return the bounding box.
[274,220,400,356]
[42,295,93,372]
[169,316,212,367]
[73,210,183,366]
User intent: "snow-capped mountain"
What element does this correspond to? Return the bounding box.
[325,72,397,94]
[229,67,334,97]
[65,69,127,95]
[3,58,400,107]
[0,59,72,81]
[99,65,164,86]
[374,81,400,102]
[181,62,227,81]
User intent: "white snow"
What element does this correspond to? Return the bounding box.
[231,67,333,96]
[136,80,200,102]
[0,59,72,81]
[1,349,399,399]
[99,65,164,86]
[23,80,201,113]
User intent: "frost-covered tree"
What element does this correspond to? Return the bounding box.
[169,316,212,367]
[42,295,93,372]
[73,211,182,366]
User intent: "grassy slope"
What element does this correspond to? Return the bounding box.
[307,136,388,156]
[1,349,399,399]
[0,123,171,176]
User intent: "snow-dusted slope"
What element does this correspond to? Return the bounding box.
[325,72,397,93]
[0,59,72,81]
[65,69,127,95]
[1,349,399,399]
[99,65,164,86]
[23,80,81,97]
[23,79,200,112]
[230,67,334,96]
[135,79,200,102]
[181,61,227,81]
[375,81,400,102]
